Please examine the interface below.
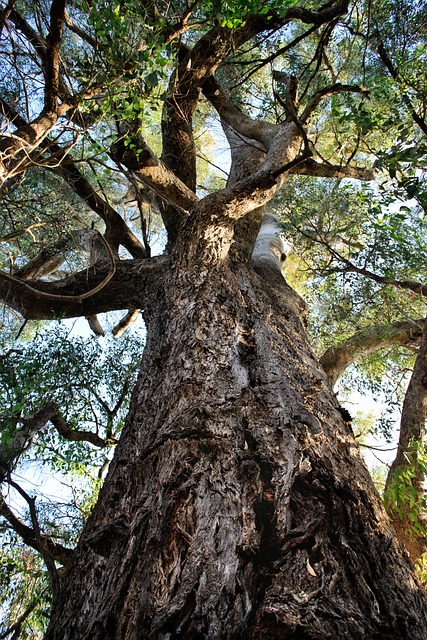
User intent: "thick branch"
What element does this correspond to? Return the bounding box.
[49,405,116,447]
[320,319,425,386]
[202,76,275,147]
[44,0,66,113]
[223,123,267,262]
[86,314,105,337]
[161,0,349,198]
[111,133,197,213]
[289,157,375,181]
[0,0,16,37]
[0,256,168,319]
[53,157,147,258]
[175,123,306,268]
[1,5,46,61]
[112,309,141,338]
[14,236,71,279]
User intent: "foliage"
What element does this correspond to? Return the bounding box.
[0,527,50,639]
[0,324,143,634]
[384,441,427,537]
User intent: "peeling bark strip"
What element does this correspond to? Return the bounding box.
[45,258,427,639]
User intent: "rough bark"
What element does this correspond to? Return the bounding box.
[45,267,427,639]
[36,40,427,630]
[45,246,427,639]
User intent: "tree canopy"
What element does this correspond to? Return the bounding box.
[1,0,427,636]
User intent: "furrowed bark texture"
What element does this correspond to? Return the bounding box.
[45,252,427,639]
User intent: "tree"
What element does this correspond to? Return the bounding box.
[1,0,427,637]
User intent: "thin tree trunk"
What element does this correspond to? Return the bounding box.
[45,253,427,639]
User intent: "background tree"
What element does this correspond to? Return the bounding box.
[1,0,427,638]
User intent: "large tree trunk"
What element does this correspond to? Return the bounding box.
[45,244,427,639]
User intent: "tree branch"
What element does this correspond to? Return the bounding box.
[160,0,350,215]
[0,97,147,258]
[0,599,38,640]
[44,0,66,113]
[111,132,198,213]
[6,477,61,603]
[0,231,116,304]
[112,309,141,338]
[49,404,117,447]
[0,402,114,488]
[0,494,73,566]
[330,259,427,297]
[289,156,375,181]
[86,314,105,337]
[0,256,168,319]
[376,30,427,138]
[63,8,97,49]
[0,0,17,39]
[320,319,425,385]
[384,314,427,562]
[202,76,275,147]
[300,83,369,124]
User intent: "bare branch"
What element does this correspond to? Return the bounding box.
[111,132,198,213]
[320,319,425,385]
[0,98,147,258]
[49,405,117,447]
[1,5,46,61]
[202,76,275,147]
[63,8,96,49]
[0,231,116,303]
[86,314,105,337]
[0,222,46,243]
[44,0,66,113]
[0,0,17,39]
[14,236,71,280]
